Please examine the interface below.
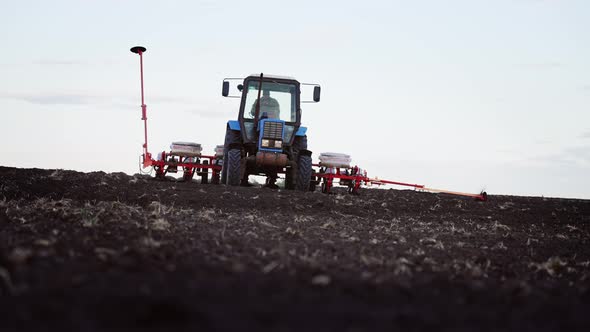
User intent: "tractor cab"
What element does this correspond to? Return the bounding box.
[221,74,320,190]
[224,74,314,149]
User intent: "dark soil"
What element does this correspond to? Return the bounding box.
[1,165,589,331]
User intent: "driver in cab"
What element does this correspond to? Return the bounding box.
[251,90,280,119]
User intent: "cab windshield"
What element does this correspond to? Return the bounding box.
[244,81,297,122]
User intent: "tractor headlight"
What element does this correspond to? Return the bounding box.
[261,139,270,147]
[274,140,282,148]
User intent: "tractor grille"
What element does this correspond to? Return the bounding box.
[263,121,283,140]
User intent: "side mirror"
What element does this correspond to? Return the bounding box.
[222,81,229,97]
[313,86,321,102]
[237,84,243,92]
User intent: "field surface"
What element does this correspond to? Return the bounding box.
[1,166,590,331]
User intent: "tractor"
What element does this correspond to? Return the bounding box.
[220,73,320,191]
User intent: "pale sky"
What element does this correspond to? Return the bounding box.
[1,0,589,199]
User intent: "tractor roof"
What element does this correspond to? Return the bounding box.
[247,74,297,81]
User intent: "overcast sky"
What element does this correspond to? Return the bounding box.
[1,0,588,199]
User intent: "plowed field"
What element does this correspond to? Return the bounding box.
[1,166,589,331]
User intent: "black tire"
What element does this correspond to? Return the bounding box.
[348,181,360,195]
[211,159,221,185]
[226,149,242,186]
[183,168,194,182]
[221,128,241,185]
[285,168,295,190]
[201,160,209,184]
[220,152,228,185]
[295,155,312,191]
[155,166,166,180]
[292,135,307,159]
[309,171,317,192]
[285,135,308,190]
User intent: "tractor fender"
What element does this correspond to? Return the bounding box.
[295,126,307,136]
[228,120,241,131]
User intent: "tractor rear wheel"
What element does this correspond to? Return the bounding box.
[295,155,312,191]
[292,135,307,158]
[226,149,242,186]
[221,128,241,185]
[286,135,308,191]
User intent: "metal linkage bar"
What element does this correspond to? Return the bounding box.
[419,187,488,201]
[367,178,425,189]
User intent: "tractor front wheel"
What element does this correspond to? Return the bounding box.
[226,149,242,186]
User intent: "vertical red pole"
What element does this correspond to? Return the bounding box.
[130,46,151,167]
[139,51,149,160]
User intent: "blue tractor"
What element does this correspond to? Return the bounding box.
[221,73,321,190]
